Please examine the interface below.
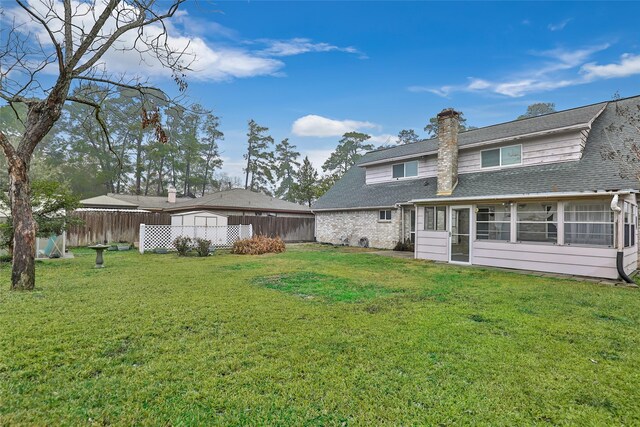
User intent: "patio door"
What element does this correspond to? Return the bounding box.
[450,206,471,264]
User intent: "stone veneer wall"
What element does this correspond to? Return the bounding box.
[315,209,401,249]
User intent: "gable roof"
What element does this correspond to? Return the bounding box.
[81,189,311,214]
[359,101,607,166]
[313,96,639,210]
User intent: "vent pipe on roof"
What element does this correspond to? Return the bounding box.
[436,108,461,196]
[168,185,177,203]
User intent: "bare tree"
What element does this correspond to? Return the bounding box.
[0,0,190,290]
[602,96,640,182]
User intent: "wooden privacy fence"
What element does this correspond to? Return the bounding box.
[66,210,315,247]
[227,216,315,242]
[67,210,171,247]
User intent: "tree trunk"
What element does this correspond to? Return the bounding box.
[8,158,37,291]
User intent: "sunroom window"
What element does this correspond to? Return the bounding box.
[392,160,419,179]
[564,202,614,247]
[481,145,522,168]
[476,205,511,241]
[424,206,446,231]
[624,202,637,248]
[516,203,557,243]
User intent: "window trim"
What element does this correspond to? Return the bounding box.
[475,205,511,242]
[424,206,447,231]
[515,202,558,245]
[392,160,419,180]
[378,209,392,222]
[480,144,523,169]
[563,201,615,248]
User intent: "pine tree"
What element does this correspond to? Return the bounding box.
[397,129,420,144]
[244,120,275,194]
[274,138,301,201]
[292,157,319,207]
[322,132,373,177]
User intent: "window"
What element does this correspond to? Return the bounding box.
[410,209,416,243]
[516,203,557,243]
[392,160,419,179]
[476,205,511,241]
[564,202,614,247]
[424,206,446,231]
[624,202,637,248]
[379,210,392,221]
[481,145,522,168]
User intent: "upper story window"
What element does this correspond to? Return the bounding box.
[392,160,419,179]
[481,145,522,168]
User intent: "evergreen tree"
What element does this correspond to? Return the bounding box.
[291,156,318,207]
[274,138,301,201]
[244,120,275,194]
[517,103,556,120]
[322,132,373,177]
[424,109,470,137]
[397,129,420,145]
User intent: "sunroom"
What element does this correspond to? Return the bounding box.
[412,193,638,281]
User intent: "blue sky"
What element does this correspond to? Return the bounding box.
[7,1,640,181]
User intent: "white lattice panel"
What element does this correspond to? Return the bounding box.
[139,224,252,253]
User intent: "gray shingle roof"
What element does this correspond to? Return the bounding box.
[84,189,311,213]
[359,101,607,165]
[313,97,639,210]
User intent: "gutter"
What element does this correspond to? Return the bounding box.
[409,190,636,205]
[611,194,635,284]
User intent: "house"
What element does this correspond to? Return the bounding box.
[73,188,314,246]
[313,96,639,281]
[80,187,313,218]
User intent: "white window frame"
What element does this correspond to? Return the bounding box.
[392,160,419,179]
[563,201,615,247]
[480,144,523,169]
[515,202,558,244]
[378,209,392,222]
[475,205,511,242]
[424,206,447,231]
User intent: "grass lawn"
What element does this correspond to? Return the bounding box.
[1,244,640,425]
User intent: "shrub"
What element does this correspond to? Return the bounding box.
[173,236,192,256]
[394,239,414,252]
[232,235,286,255]
[194,238,212,257]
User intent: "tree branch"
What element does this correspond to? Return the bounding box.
[15,0,64,73]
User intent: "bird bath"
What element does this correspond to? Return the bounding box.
[88,244,110,268]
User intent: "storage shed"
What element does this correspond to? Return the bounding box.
[170,210,227,227]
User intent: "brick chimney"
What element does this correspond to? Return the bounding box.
[436,108,461,196]
[167,185,177,203]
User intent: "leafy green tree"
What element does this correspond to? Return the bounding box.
[291,156,318,207]
[274,138,301,201]
[397,129,420,145]
[244,120,275,194]
[517,103,556,120]
[0,181,81,253]
[322,132,373,177]
[316,173,340,199]
[424,109,470,138]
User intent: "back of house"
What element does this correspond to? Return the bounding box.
[313,95,640,281]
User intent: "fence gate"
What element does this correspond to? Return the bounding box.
[139,224,253,253]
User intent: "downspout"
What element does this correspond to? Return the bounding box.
[611,194,634,283]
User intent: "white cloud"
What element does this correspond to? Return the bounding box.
[291,115,379,137]
[257,38,365,58]
[2,2,361,84]
[411,43,640,98]
[581,53,640,80]
[548,18,572,32]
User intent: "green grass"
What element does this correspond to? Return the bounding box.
[1,244,640,425]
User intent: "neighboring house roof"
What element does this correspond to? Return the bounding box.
[313,96,639,210]
[81,188,312,214]
[78,195,139,209]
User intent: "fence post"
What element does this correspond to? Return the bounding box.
[139,224,145,254]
